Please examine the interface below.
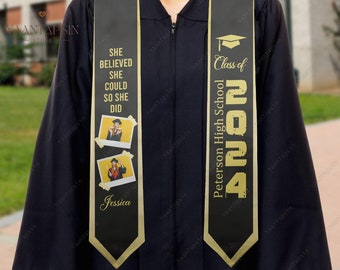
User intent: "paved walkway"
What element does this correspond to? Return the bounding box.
[1,119,340,269]
[0,211,22,270]
[306,119,340,270]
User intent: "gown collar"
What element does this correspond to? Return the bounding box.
[140,0,208,22]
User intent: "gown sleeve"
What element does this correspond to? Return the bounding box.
[251,0,332,269]
[11,0,104,269]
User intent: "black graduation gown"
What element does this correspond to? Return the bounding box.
[13,0,332,269]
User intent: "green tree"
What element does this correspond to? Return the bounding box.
[0,31,32,85]
[323,1,340,77]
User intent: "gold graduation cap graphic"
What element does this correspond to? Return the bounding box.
[217,34,247,50]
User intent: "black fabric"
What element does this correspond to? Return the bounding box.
[13,0,331,269]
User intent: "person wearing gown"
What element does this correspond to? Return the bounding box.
[107,158,126,181]
[106,119,123,141]
[13,0,331,269]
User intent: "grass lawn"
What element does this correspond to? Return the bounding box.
[0,88,340,217]
[0,86,48,216]
[299,93,340,124]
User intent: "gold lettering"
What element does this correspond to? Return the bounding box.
[115,93,129,102]
[225,172,247,198]
[109,47,123,57]
[214,55,236,70]
[237,57,248,72]
[110,104,122,113]
[99,58,133,69]
[226,80,247,105]
[104,81,128,91]
[109,70,123,79]
[213,191,223,198]
[226,110,247,136]
[100,195,132,211]
[225,141,247,167]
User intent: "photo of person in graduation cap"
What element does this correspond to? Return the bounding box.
[107,158,126,181]
[106,118,122,141]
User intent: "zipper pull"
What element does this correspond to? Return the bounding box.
[171,23,176,34]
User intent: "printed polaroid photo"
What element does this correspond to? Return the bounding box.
[95,115,137,149]
[96,151,136,191]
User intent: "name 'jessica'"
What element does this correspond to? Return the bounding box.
[100,195,132,211]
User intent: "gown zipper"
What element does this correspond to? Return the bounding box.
[171,22,176,34]
[170,20,177,270]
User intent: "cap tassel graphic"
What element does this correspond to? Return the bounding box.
[217,34,246,50]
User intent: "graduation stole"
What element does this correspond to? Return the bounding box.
[90,0,144,268]
[90,0,257,268]
[204,0,258,267]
